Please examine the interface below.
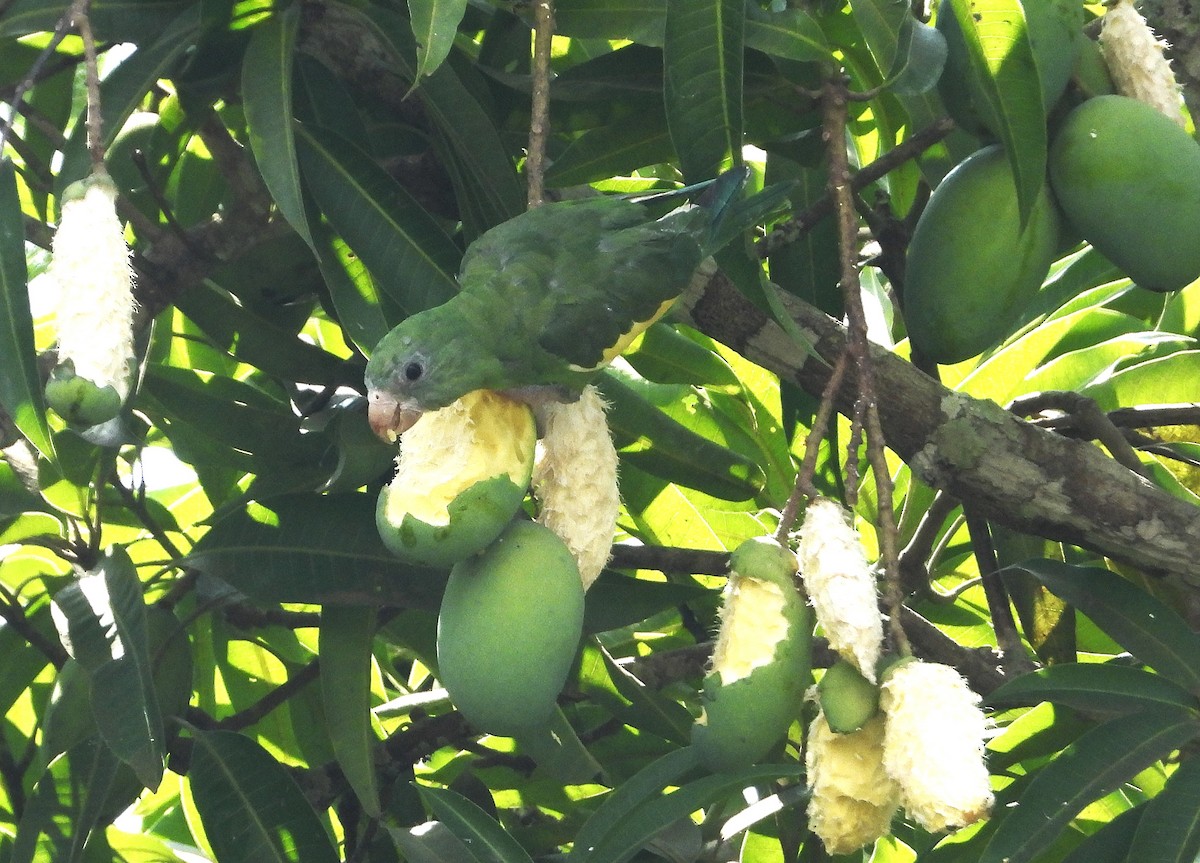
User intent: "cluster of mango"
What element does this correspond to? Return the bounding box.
[906,0,1200,365]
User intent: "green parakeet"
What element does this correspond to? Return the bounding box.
[365,169,765,440]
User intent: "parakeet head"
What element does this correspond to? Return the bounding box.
[364,310,483,441]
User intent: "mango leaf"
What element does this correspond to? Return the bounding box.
[987,663,1199,716]
[0,0,190,43]
[57,5,201,191]
[577,641,695,743]
[545,108,673,188]
[409,0,469,83]
[944,0,1045,224]
[319,605,381,817]
[295,123,460,318]
[0,160,54,459]
[596,371,763,501]
[417,785,536,863]
[1058,805,1143,863]
[175,281,357,386]
[623,323,740,388]
[886,17,947,96]
[242,5,313,248]
[583,570,708,634]
[663,0,743,183]
[11,739,142,863]
[1082,350,1200,413]
[1014,560,1200,694]
[51,546,164,788]
[351,2,525,231]
[1126,756,1200,863]
[566,747,802,863]
[743,5,832,63]
[190,493,447,608]
[308,219,395,347]
[979,707,1200,863]
[188,730,340,863]
[985,702,1091,773]
[513,706,607,785]
[553,0,666,44]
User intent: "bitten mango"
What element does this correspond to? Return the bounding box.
[436,520,584,736]
[692,537,813,773]
[1049,95,1200,293]
[904,145,1061,364]
[376,389,536,568]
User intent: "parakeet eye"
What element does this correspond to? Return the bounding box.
[403,360,425,382]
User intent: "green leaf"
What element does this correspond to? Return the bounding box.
[175,280,357,386]
[663,0,744,182]
[944,0,1045,224]
[568,746,702,862]
[1082,350,1200,413]
[545,108,673,188]
[554,0,667,44]
[51,546,165,788]
[577,640,695,743]
[979,707,1200,863]
[0,0,191,43]
[190,493,446,608]
[987,663,1199,716]
[0,159,54,459]
[568,748,796,863]
[242,5,313,248]
[596,371,763,501]
[308,219,395,349]
[188,730,340,863]
[319,605,381,817]
[512,706,607,784]
[583,570,708,634]
[295,123,460,317]
[409,0,469,83]
[1015,560,1200,694]
[1126,757,1200,863]
[349,2,525,232]
[416,785,537,863]
[623,323,740,389]
[140,364,326,469]
[743,6,832,63]
[1059,805,1143,863]
[887,17,947,96]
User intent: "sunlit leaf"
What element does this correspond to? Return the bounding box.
[319,605,381,817]
[189,730,340,863]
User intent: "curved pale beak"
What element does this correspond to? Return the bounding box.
[368,390,423,442]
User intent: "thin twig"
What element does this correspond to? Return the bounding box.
[0,13,77,153]
[758,115,956,258]
[0,589,69,668]
[214,659,321,731]
[962,508,1035,674]
[819,73,909,656]
[70,0,107,173]
[774,349,851,541]
[1009,391,1153,479]
[897,489,959,593]
[526,0,555,208]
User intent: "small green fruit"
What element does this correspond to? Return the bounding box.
[44,361,123,426]
[436,520,584,736]
[904,145,1061,364]
[377,390,536,568]
[693,537,813,773]
[817,659,880,733]
[1049,95,1200,293]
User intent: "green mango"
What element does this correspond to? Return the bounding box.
[817,659,880,733]
[904,145,1061,364]
[692,537,813,773]
[436,520,584,736]
[1049,95,1200,293]
[44,360,123,427]
[937,0,1084,138]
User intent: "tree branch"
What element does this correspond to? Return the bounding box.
[676,275,1200,593]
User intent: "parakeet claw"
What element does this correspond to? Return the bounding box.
[368,391,422,442]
